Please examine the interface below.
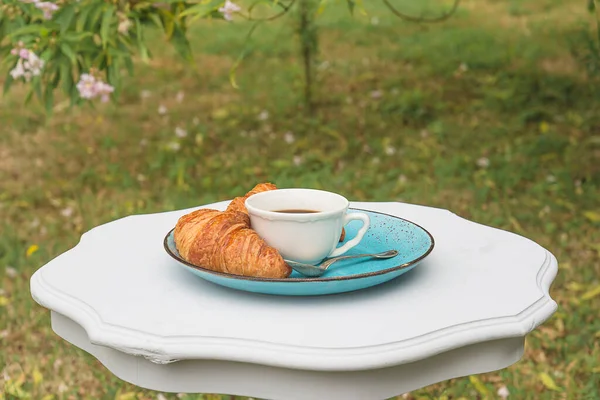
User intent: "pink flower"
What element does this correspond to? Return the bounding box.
[76,74,97,99]
[94,81,114,103]
[219,0,241,21]
[35,2,59,20]
[76,73,114,102]
[19,49,30,59]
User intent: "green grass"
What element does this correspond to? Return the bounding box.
[1,0,600,399]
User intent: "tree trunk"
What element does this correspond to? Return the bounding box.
[297,0,318,114]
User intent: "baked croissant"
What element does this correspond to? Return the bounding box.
[174,208,291,278]
[226,182,277,215]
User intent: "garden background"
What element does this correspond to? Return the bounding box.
[1,0,600,399]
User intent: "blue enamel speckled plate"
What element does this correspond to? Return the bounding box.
[163,209,434,296]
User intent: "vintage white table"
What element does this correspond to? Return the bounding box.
[30,201,558,400]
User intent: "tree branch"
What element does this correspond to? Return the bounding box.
[382,0,461,23]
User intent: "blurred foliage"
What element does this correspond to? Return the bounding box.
[0,0,460,113]
[1,0,599,399]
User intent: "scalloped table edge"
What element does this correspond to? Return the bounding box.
[29,202,559,372]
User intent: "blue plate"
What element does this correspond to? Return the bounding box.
[163,209,434,296]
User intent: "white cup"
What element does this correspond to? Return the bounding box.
[244,188,370,265]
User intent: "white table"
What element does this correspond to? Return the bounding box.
[30,201,558,400]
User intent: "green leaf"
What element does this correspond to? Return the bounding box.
[581,285,600,301]
[469,375,490,396]
[59,60,73,95]
[346,0,356,15]
[169,23,192,62]
[100,5,115,49]
[179,1,223,18]
[229,21,262,89]
[124,56,134,76]
[134,18,150,63]
[62,31,93,43]
[583,211,600,223]
[539,372,562,391]
[76,3,95,32]
[54,3,76,34]
[60,43,77,65]
[24,88,34,105]
[588,0,596,12]
[44,84,54,115]
[147,13,164,30]
[33,78,43,101]
[8,24,51,38]
[3,74,14,95]
[159,9,175,39]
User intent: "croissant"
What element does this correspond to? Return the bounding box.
[227,182,346,242]
[226,182,277,215]
[174,208,291,279]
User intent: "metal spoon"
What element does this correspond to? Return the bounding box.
[284,250,399,277]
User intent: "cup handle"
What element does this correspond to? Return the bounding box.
[327,213,370,258]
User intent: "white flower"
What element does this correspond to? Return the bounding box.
[293,155,303,166]
[157,395,167,400]
[176,91,185,103]
[0,330,8,339]
[139,138,148,147]
[60,207,73,218]
[398,174,408,184]
[458,62,469,72]
[158,104,168,115]
[497,385,510,399]
[5,267,17,278]
[219,0,241,21]
[372,157,380,164]
[284,131,295,144]
[10,59,25,79]
[476,157,490,168]
[58,382,68,393]
[192,117,200,125]
[0,288,5,296]
[137,174,147,182]
[167,141,181,152]
[546,174,556,183]
[370,90,383,99]
[175,127,188,138]
[53,358,63,371]
[385,145,396,155]
[317,61,330,71]
[118,18,132,34]
[140,90,152,100]
[257,110,269,121]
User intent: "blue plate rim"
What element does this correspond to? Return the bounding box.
[163,208,435,283]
